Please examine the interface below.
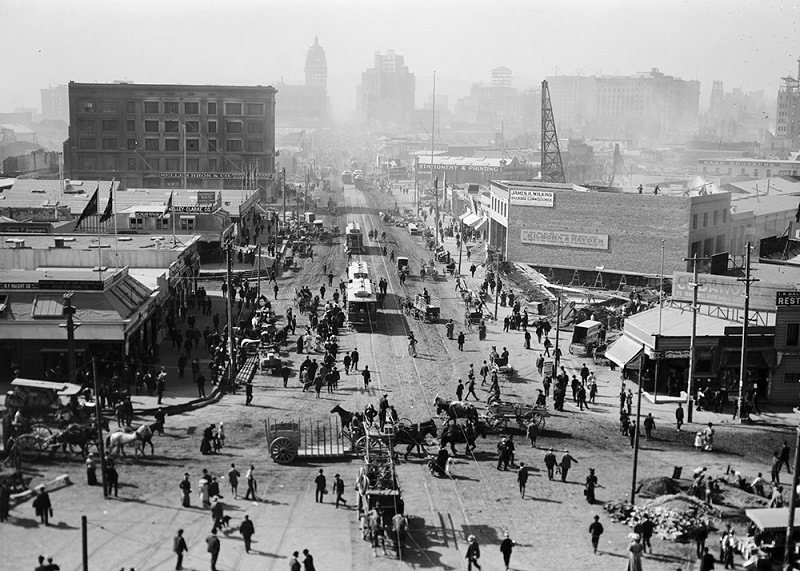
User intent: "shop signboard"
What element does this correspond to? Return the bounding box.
[510,189,554,208]
[672,272,778,312]
[197,191,217,204]
[521,229,609,250]
[776,291,800,306]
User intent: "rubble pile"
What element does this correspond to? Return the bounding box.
[605,494,720,542]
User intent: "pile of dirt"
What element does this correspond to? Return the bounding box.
[637,477,683,498]
[605,494,720,542]
[715,481,770,510]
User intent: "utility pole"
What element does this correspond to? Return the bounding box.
[684,253,708,423]
[630,344,646,505]
[457,219,464,276]
[226,240,237,393]
[82,515,89,571]
[62,292,77,385]
[554,291,562,368]
[431,71,438,247]
[653,240,665,402]
[92,357,108,498]
[737,242,758,423]
[281,168,286,234]
[493,248,500,320]
[784,410,800,570]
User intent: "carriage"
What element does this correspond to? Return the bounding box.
[396,257,409,278]
[412,293,440,323]
[264,417,349,464]
[485,400,549,432]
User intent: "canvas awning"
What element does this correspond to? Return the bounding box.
[467,216,485,229]
[606,335,644,368]
[474,218,488,232]
[460,213,480,227]
[746,508,800,531]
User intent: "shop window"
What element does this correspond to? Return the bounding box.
[784,372,800,384]
[787,323,800,346]
[156,217,170,230]
[180,217,196,230]
[129,217,144,230]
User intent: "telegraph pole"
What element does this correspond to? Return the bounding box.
[630,344,646,505]
[684,253,708,423]
[457,220,464,276]
[737,242,758,423]
[281,168,286,234]
[226,240,237,393]
[62,292,77,385]
[92,357,108,498]
[493,248,500,320]
[554,291,562,368]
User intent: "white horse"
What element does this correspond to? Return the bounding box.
[105,424,152,457]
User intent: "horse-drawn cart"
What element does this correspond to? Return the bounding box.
[412,294,440,323]
[265,418,349,464]
[485,401,549,432]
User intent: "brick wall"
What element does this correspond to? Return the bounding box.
[507,191,690,275]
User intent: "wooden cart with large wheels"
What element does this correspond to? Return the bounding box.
[265,417,349,464]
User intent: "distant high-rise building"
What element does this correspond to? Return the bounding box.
[491,67,512,89]
[775,58,800,143]
[709,80,724,119]
[357,50,415,125]
[41,84,69,122]
[305,36,327,91]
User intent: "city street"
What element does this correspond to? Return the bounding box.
[3,181,797,571]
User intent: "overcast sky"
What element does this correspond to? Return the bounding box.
[1,0,798,117]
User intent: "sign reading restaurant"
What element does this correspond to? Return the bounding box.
[509,189,554,208]
[777,291,800,306]
[521,229,609,250]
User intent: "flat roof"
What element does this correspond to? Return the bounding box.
[625,305,740,339]
[69,81,275,92]
[0,234,195,251]
[730,193,800,217]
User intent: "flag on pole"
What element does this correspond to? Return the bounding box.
[99,183,114,223]
[74,187,99,230]
[164,191,173,215]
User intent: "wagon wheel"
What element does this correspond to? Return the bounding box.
[269,437,298,464]
[354,435,383,456]
[30,424,53,440]
[528,412,546,430]
[15,434,46,458]
[395,418,413,430]
[487,414,507,432]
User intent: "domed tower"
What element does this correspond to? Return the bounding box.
[305,36,327,92]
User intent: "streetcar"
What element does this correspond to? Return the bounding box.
[348,261,370,282]
[346,278,378,328]
[342,170,353,185]
[354,174,365,191]
[345,222,364,253]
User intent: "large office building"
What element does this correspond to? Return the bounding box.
[275,37,328,128]
[775,59,800,146]
[40,84,69,122]
[64,82,276,193]
[357,50,415,125]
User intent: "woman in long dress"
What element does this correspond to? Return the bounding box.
[627,533,644,571]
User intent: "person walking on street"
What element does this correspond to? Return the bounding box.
[228,463,240,498]
[351,348,360,370]
[173,529,188,570]
[179,473,192,507]
[289,551,302,571]
[559,450,577,482]
[456,380,464,401]
[589,515,604,554]
[303,549,316,571]
[544,448,557,480]
[644,413,656,440]
[676,402,685,431]
[457,331,465,351]
[500,532,515,571]
[273,283,279,299]
[640,513,655,554]
[314,469,326,503]
[362,366,371,391]
[33,486,52,525]
[699,547,716,571]
[245,465,257,500]
[343,352,352,374]
[695,519,709,558]
[780,440,792,473]
[771,451,782,485]
[239,515,255,553]
[466,535,481,570]
[206,528,220,571]
[334,473,347,508]
[245,381,253,406]
[517,463,531,498]
[465,377,479,401]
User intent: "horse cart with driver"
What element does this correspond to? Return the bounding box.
[484,400,549,432]
[412,293,440,323]
[264,417,349,464]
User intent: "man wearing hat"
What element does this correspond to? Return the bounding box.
[86,453,97,486]
[544,448,557,480]
[499,531,515,570]
[32,485,52,525]
[466,534,481,570]
[378,394,390,431]
[333,473,347,508]
[559,450,577,482]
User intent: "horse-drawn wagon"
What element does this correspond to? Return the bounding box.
[485,400,549,432]
[412,293,440,323]
[264,418,349,464]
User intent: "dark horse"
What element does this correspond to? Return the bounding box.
[51,417,110,456]
[434,395,478,425]
[394,420,438,460]
[440,420,487,455]
[331,405,365,435]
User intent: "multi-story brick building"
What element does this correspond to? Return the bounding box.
[64,82,276,194]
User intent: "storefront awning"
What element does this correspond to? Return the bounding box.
[746,508,800,531]
[461,213,480,227]
[470,217,487,231]
[606,336,645,368]
[458,211,472,222]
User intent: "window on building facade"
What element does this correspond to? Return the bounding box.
[129,217,144,230]
[713,211,718,226]
[165,121,179,133]
[187,159,200,172]
[126,120,135,132]
[165,139,179,151]
[208,159,217,171]
[186,120,199,134]
[186,139,199,151]
[767,169,772,177]
[247,121,264,134]
[145,138,159,151]
[754,169,759,177]
[228,158,243,171]
[741,168,746,175]
[722,209,727,223]
[223,179,240,189]
[225,102,243,115]
[691,241,701,257]
[100,156,117,170]
[246,103,264,116]
[207,102,217,115]
[79,137,97,150]
[703,238,714,257]
[156,217,170,230]
[692,214,698,230]
[127,139,136,151]
[144,101,159,114]
[100,100,117,113]
[184,102,199,115]
[208,139,217,151]
[187,179,203,189]
[703,212,708,227]
[78,119,98,132]
[208,121,217,133]
[226,139,243,152]
[78,156,97,170]
[715,235,725,252]
[144,120,159,133]
[225,121,242,134]
[165,158,180,171]
[788,323,800,346]
[247,140,264,152]
[127,158,137,171]
[164,102,179,114]
[101,138,117,150]
[126,101,135,113]
[180,217,196,230]
[80,101,95,113]
[101,120,118,132]
[784,372,800,384]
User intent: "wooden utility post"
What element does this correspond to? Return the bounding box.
[92,358,108,499]
[683,254,708,423]
[630,344,646,505]
[226,240,237,392]
[737,242,757,423]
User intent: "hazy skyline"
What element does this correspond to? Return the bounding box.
[1,0,798,119]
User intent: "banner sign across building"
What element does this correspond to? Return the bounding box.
[672,272,780,312]
[510,189,554,208]
[415,163,501,173]
[158,172,245,179]
[520,229,609,250]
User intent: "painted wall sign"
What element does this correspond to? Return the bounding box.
[521,229,609,250]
